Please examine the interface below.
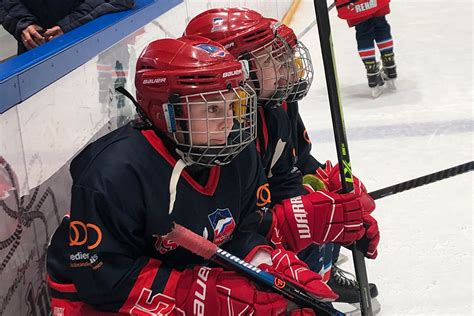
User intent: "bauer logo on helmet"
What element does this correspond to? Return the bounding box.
[142,77,167,85]
[222,69,242,78]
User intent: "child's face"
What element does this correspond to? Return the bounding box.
[251,43,293,100]
[176,91,236,146]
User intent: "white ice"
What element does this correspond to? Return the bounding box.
[290,0,473,314]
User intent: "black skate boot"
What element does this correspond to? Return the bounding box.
[381,53,397,79]
[364,61,384,88]
[364,61,384,97]
[328,266,381,315]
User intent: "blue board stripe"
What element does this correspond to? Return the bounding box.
[0,0,183,113]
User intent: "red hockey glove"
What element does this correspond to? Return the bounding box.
[273,190,366,252]
[258,248,338,301]
[314,161,380,259]
[175,266,288,315]
[314,160,376,214]
[361,213,380,259]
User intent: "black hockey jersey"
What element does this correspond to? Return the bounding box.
[255,101,323,204]
[283,100,323,175]
[47,123,273,313]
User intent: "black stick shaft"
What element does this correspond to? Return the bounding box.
[313,0,372,315]
[369,161,474,200]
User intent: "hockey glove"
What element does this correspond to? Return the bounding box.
[175,266,316,315]
[257,247,338,301]
[313,160,375,214]
[273,190,367,252]
[360,213,380,259]
[315,161,380,258]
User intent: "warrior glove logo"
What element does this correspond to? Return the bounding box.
[69,221,102,250]
[289,196,311,239]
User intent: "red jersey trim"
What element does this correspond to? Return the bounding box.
[141,130,220,196]
[281,100,288,112]
[48,275,78,293]
[119,259,162,314]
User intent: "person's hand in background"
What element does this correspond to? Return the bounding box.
[44,26,64,41]
[21,24,45,49]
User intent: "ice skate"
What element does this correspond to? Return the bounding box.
[382,53,397,90]
[365,61,385,98]
[328,266,381,315]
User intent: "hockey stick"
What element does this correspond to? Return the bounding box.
[166,223,345,316]
[369,161,473,200]
[312,0,372,315]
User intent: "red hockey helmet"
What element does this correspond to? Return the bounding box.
[184,8,295,104]
[135,36,257,166]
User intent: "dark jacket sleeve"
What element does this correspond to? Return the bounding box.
[286,100,324,175]
[57,0,134,33]
[259,106,308,204]
[0,1,6,24]
[47,184,178,313]
[2,0,38,39]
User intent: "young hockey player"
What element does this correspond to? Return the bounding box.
[46,35,377,315]
[184,7,380,311]
[336,0,397,96]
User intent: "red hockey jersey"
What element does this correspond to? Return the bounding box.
[336,0,391,26]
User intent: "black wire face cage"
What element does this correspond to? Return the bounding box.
[165,84,258,166]
[287,40,314,102]
[242,34,294,105]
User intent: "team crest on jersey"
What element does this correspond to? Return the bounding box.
[196,44,226,57]
[208,208,235,245]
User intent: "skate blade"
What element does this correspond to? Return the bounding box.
[371,86,384,98]
[385,79,397,90]
[333,298,381,316]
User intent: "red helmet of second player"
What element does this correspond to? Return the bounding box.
[135,35,257,166]
[184,8,296,104]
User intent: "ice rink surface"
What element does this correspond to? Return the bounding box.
[289,0,472,314]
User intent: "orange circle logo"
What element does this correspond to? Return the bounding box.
[256,183,271,207]
[69,221,102,250]
[274,277,286,289]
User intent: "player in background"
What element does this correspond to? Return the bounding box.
[336,0,397,96]
[184,8,380,310]
[46,35,380,315]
